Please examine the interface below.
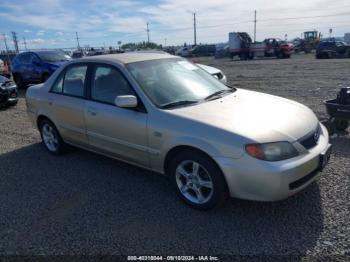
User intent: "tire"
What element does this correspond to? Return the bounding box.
[39,119,66,155]
[13,74,26,89]
[169,149,228,210]
[333,118,349,131]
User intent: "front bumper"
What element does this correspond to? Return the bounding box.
[0,87,18,105]
[214,124,331,201]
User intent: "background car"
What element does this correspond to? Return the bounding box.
[0,75,18,107]
[175,47,192,57]
[316,41,350,59]
[11,51,71,88]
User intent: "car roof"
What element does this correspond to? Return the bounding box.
[80,52,176,64]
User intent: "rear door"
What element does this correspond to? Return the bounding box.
[84,63,149,167]
[47,63,89,146]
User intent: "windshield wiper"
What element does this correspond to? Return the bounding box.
[205,89,234,101]
[160,100,199,109]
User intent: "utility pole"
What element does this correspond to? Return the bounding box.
[164,38,167,47]
[1,34,11,63]
[146,22,150,43]
[12,31,19,54]
[253,10,257,43]
[75,32,80,50]
[193,12,197,46]
[23,37,27,50]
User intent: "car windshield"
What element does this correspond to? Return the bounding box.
[37,52,70,62]
[126,58,232,108]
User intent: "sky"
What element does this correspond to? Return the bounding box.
[0,0,350,50]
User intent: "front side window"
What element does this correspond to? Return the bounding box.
[92,65,135,104]
[52,73,64,93]
[62,65,87,97]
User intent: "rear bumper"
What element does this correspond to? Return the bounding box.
[214,124,331,201]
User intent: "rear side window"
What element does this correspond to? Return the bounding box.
[63,65,87,97]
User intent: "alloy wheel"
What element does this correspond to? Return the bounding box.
[42,123,59,152]
[175,160,214,204]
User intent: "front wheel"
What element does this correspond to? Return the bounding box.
[169,150,228,210]
[39,119,66,155]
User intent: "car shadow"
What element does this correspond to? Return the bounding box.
[330,134,350,157]
[0,143,323,255]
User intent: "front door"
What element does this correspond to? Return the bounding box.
[84,64,149,167]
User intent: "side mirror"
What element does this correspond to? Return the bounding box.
[114,95,138,108]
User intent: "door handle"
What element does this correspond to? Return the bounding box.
[87,107,97,116]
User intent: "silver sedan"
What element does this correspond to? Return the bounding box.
[26,52,331,210]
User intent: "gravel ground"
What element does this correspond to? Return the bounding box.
[0,54,349,260]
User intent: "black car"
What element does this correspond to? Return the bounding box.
[0,75,18,107]
[316,41,350,59]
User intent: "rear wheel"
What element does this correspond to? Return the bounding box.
[39,119,66,155]
[169,149,228,210]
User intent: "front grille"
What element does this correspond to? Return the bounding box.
[299,125,320,150]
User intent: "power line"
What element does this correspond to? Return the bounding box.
[75,32,80,50]
[257,12,350,22]
[23,37,27,50]
[193,12,197,45]
[149,11,350,33]
[11,31,19,54]
[146,22,150,43]
[254,10,257,43]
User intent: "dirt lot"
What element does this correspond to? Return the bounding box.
[0,54,349,259]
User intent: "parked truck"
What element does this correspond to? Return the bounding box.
[228,32,293,60]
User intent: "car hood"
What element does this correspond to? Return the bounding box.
[169,89,318,143]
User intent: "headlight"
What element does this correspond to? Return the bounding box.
[245,142,299,161]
